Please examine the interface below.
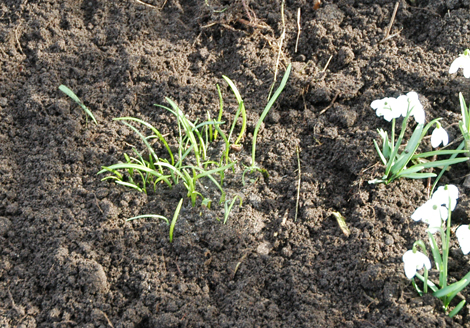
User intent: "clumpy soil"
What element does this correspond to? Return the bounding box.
[3,0,470,326]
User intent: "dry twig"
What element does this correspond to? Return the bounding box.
[382,2,399,41]
[268,0,287,100]
[295,146,301,221]
[295,8,301,53]
[319,90,339,115]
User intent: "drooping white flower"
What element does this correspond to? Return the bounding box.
[431,126,449,148]
[403,250,431,279]
[371,97,404,121]
[449,50,470,78]
[456,225,470,255]
[432,184,459,211]
[411,198,447,233]
[406,91,425,124]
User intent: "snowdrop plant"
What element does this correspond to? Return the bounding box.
[405,185,470,317]
[426,50,470,193]
[369,92,468,185]
[446,50,470,168]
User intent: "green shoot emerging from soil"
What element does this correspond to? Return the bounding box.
[98,67,291,240]
[98,109,232,207]
[126,198,183,243]
[59,85,97,125]
[243,63,292,184]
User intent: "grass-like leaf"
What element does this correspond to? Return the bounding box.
[169,198,184,243]
[59,85,97,125]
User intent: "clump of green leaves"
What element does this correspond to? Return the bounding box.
[98,66,291,239]
[98,102,233,207]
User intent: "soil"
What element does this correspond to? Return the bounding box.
[3,0,470,327]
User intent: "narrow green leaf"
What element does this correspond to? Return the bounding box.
[59,85,97,124]
[412,149,469,159]
[373,139,388,165]
[449,299,466,318]
[332,211,350,237]
[399,172,437,179]
[252,63,292,165]
[433,279,467,298]
[114,117,174,165]
[169,198,184,243]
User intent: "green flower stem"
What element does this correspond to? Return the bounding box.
[424,266,429,294]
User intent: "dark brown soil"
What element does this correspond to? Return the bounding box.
[3,0,470,326]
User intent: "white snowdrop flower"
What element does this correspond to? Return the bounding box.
[406,91,425,124]
[403,250,431,279]
[432,184,459,211]
[449,50,470,78]
[456,225,470,255]
[371,97,404,121]
[431,125,449,148]
[411,199,447,233]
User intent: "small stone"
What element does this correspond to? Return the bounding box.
[99,199,120,218]
[384,234,394,246]
[257,241,273,255]
[0,217,12,236]
[78,260,108,294]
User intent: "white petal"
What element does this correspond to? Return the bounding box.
[372,97,402,121]
[433,185,459,210]
[449,56,466,74]
[371,99,384,110]
[403,250,431,279]
[431,127,449,148]
[403,251,418,279]
[411,202,429,222]
[405,92,425,124]
[423,208,443,228]
[431,128,441,148]
[457,225,470,255]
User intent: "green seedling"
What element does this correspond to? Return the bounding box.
[99,98,235,207]
[222,76,247,147]
[126,197,183,243]
[59,85,97,124]
[169,198,184,242]
[242,63,292,184]
[222,195,243,224]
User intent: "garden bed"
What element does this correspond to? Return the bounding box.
[1,0,470,326]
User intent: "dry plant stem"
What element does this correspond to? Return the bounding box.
[269,0,286,100]
[295,146,301,221]
[295,8,301,53]
[379,29,402,44]
[134,0,158,8]
[101,311,115,328]
[159,0,168,10]
[319,90,339,115]
[15,23,24,55]
[426,153,438,198]
[232,250,251,280]
[322,55,333,73]
[383,2,399,41]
